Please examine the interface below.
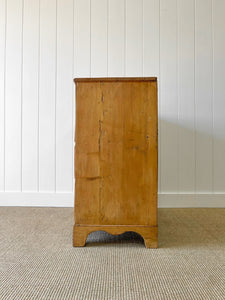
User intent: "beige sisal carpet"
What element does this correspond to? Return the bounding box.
[0,207,224,299]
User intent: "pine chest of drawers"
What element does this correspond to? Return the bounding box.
[73,77,158,248]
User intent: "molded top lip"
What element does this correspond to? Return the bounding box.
[74,77,157,83]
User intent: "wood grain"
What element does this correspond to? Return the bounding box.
[74,78,158,248]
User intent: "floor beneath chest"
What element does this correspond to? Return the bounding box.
[0,207,224,299]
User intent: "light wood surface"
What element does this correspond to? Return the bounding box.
[73,77,158,248]
[73,225,158,248]
[74,77,157,82]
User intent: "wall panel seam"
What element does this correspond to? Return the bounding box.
[107,0,109,77]
[124,0,126,76]
[72,0,75,192]
[159,0,161,192]
[37,0,40,192]
[89,0,92,77]
[211,0,215,193]
[177,0,180,193]
[55,0,57,192]
[141,0,143,76]
[3,0,7,192]
[194,0,196,195]
[21,0,24,192]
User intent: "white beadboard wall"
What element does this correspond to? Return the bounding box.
[0,0,225,207]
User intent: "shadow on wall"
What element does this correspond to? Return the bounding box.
[159,119,225,193]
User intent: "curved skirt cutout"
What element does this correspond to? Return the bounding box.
[73,225,158,248]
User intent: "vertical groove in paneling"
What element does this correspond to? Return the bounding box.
[159,0,161,192]
[37,0,40,192]
[138,0,143,75]
[195,0,213,192]
[138,0,143,76]
[210,0,214,194]
[211,0,215,193]
[5,0,23,191]
[75,0,91,77]
[55,0,73,192]
[108,0,125,76]
[73,0,77,76]
[90,0,92,76]
[124,0,126,76]
[39,0,57,192]
[91,0,107,77]
[126,0,143,76]
[176,0,179,193]
[3,0,6,191]
[0,0,6,191]
[160,0,179,192]
[72,0,75,192]
[21,0,24,191]
[213,0,225,192]
[106,0,109,77]
[54,0,57,192]
[194,0,197,195]
[142,0,144,75]
[177,0,195,192]
[143,0,159,76]
[140,0,144,76]
[159,0,162,193]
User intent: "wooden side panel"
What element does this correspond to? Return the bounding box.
[75,82,102,224]
[75,80,157,226]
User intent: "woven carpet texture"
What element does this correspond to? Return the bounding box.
[0,208,224,300]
